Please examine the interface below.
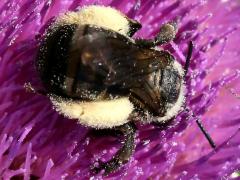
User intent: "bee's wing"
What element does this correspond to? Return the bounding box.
[73,25,174,90]
[104,42,174,87]
[130,78,166,116]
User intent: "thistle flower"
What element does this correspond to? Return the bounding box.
[0,0,240,179]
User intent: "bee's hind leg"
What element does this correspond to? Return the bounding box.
[135,22,177,48]
[92,122,136,175]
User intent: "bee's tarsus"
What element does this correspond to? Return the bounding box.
[24,82,36,93]
[92,122,136,175]
[135,22,177,48]
[24,82,47,96]
[154,22,177,45]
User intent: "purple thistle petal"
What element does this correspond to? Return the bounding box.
[0,0,240,179]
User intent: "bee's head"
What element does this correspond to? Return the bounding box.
[55,5,141,36]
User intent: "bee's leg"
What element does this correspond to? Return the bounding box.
[24,82,47,96]
[93,122,136,175]
[90,128,122,137]
[135,22,177,48]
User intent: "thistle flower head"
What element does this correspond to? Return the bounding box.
[0,0,240,179]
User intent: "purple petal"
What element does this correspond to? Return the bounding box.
[0,0,240,179]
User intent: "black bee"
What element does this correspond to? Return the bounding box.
[30,5,215,175]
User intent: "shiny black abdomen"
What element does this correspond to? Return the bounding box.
[36,24,108,100]
[36,24,77,97]
[160,67,181,104]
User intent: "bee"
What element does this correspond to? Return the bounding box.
[30,5,215,175]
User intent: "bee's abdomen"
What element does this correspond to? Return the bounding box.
[36,24,78,95]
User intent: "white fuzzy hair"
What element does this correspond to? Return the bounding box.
[50,96,134,129]
[55,5,130,36]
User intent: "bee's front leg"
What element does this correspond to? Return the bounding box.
[135,22,177,48]
[92,122,136,175]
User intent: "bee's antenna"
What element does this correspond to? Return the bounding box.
[183,42,215,149]
[195,118,216,149]
[184,41,193,77]
[185,108,216,149]
[24,82,47,96]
